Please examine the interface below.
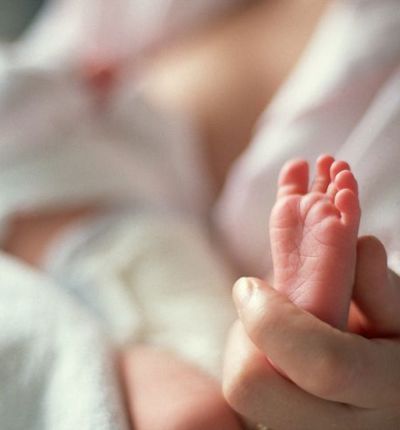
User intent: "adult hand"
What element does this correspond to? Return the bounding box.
[223,237,400,429]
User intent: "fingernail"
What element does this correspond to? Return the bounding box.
[233,277,254,308]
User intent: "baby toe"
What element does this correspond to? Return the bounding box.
[311,154,335,193]
[330,160,351,182]
[335,189,361,227]
[277,159,309,198]
[335,170,359,196]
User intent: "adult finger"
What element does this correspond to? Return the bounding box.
[223,321,353,430]
[353,236,400,336]
[233,277,400,408]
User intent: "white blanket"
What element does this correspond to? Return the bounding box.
[0,213,236,429]
[0,253,129,430]
[43,214,236,377]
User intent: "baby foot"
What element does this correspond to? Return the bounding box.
[270,155,361,329]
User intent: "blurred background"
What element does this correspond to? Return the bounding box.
[0,0,44,41]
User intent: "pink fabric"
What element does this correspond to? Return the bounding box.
[214,0,400,276]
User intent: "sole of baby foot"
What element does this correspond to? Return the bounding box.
[270,155,360,329]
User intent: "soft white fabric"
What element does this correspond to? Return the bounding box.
[0,252,129,430]
[0,68,211,242]
[43,213,236,377]
[0,214,235,428]
[215,0,400,277]
[6,0,249,71]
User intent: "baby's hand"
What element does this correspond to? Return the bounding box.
[223,236,400,429]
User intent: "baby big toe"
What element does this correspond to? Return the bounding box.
[277,159,309,198]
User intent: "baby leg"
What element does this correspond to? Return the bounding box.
[270,155,361,329]
[121,346,244,430]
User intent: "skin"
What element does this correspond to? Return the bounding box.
[2,207,99,267]
[223,159,400,428]
[270,156,360,329]
[121,347,243,430]
[223,239,400,429]
[142,0,332,196]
